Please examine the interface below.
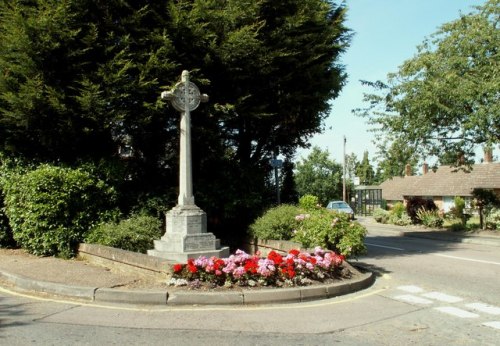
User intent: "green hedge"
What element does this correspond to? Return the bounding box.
[85,214,163,253]
[249,204,300,241]
[2,164,116,258]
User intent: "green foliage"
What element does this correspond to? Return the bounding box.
[406,197,437,224]
[390,202,406,218]
[249,204,367,258]
[292,210,367,257]
[451,196,466,218]
[294,147,343,206]
[249,205,301,241]
[298,195,320,211]
[373,139,419,181]
[0,199,15,248]
[86,214,162,253]
[1,164,116,257]
[449,196,470,226]
[472,188,500,229]
[355,151,375,185]
[0,0,351,247]
[388,202,412,226]
[373,208,390,224]
[416,209,444,228]
[354,0,499,165]
[486,208,500,230]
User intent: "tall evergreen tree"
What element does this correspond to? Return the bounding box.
[355,151,375,185]
[0,0,351,243]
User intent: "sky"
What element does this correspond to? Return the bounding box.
[297,0,492,165]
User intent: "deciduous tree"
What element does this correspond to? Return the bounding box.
[354,0,499,164]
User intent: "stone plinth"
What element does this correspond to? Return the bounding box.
[148,205,229,262]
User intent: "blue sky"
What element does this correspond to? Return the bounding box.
[297,0,490,165]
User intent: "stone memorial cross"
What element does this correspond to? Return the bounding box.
[161,70,208,206]
[149,71,229,262]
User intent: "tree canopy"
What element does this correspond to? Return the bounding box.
[0,0,351,243]
[294,146,343,206]
[354,0,499,164]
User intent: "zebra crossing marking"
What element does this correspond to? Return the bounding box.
[394,294,433,305]
[434,307,480,318]
[466,303,500,316]
[396,285,424,293]
[422,292,462,303]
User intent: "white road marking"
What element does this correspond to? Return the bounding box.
[466,303,500,316]
[482,321,500,330]
[422,292,462,303]
[433,253,500,266]
[365,243,404,251]
[394,294,433,305]
[435,307,480,318]
[397,285,424,293]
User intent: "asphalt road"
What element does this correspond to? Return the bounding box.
[1,228,499,345]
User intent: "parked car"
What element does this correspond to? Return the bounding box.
[326,200,355,220]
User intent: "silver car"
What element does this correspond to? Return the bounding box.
[326,200,354,220]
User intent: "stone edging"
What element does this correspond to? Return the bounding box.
[0,267,374,305]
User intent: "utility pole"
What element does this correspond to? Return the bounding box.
[343,136,346,202]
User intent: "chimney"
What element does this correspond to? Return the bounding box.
[484,148,493,163]
[405,164,412,176]
[422,162,429,175]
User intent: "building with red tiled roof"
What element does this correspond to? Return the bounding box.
[379,160,500,212]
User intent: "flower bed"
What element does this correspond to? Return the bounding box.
[168,247,347,289]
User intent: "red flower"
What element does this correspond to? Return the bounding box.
[173,263,184,273]
[213,258,225,271]
[288,249,300,257]
[244,259,258,273]
[268,251,283,265]
[187,258,198,273]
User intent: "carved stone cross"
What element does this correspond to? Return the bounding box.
[161,71,208,206]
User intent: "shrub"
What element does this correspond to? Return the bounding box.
[86,214,163,253]
[389,212,412,226]
[387,202,411,226]
[299,194,320,210]
[449,196,470,225]
[2,164,117,258]
[390,202,406,218]
[373,208,389,223]
[486,208,500,230]
[0,198,15,248]
[249,204,367,258]
[416,209,444,228]
[249,204,301,240]
[292,209,367,257]
[0,155,31,248]
[406,197,437,224]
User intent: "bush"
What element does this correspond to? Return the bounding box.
[373,208,390,223]
[86,214,163,253]
[390,202,406,218]
[0,198,15,248]
[249,204,367,258]
[298,195,320,210]
[486,208,500,230]
[387,202,412,226]
[416,209,444,228]
[406,197,437,224]
[2,164,117,258]
[389,212,412,226]
[292,209,367,257]
[249,204,301,240]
